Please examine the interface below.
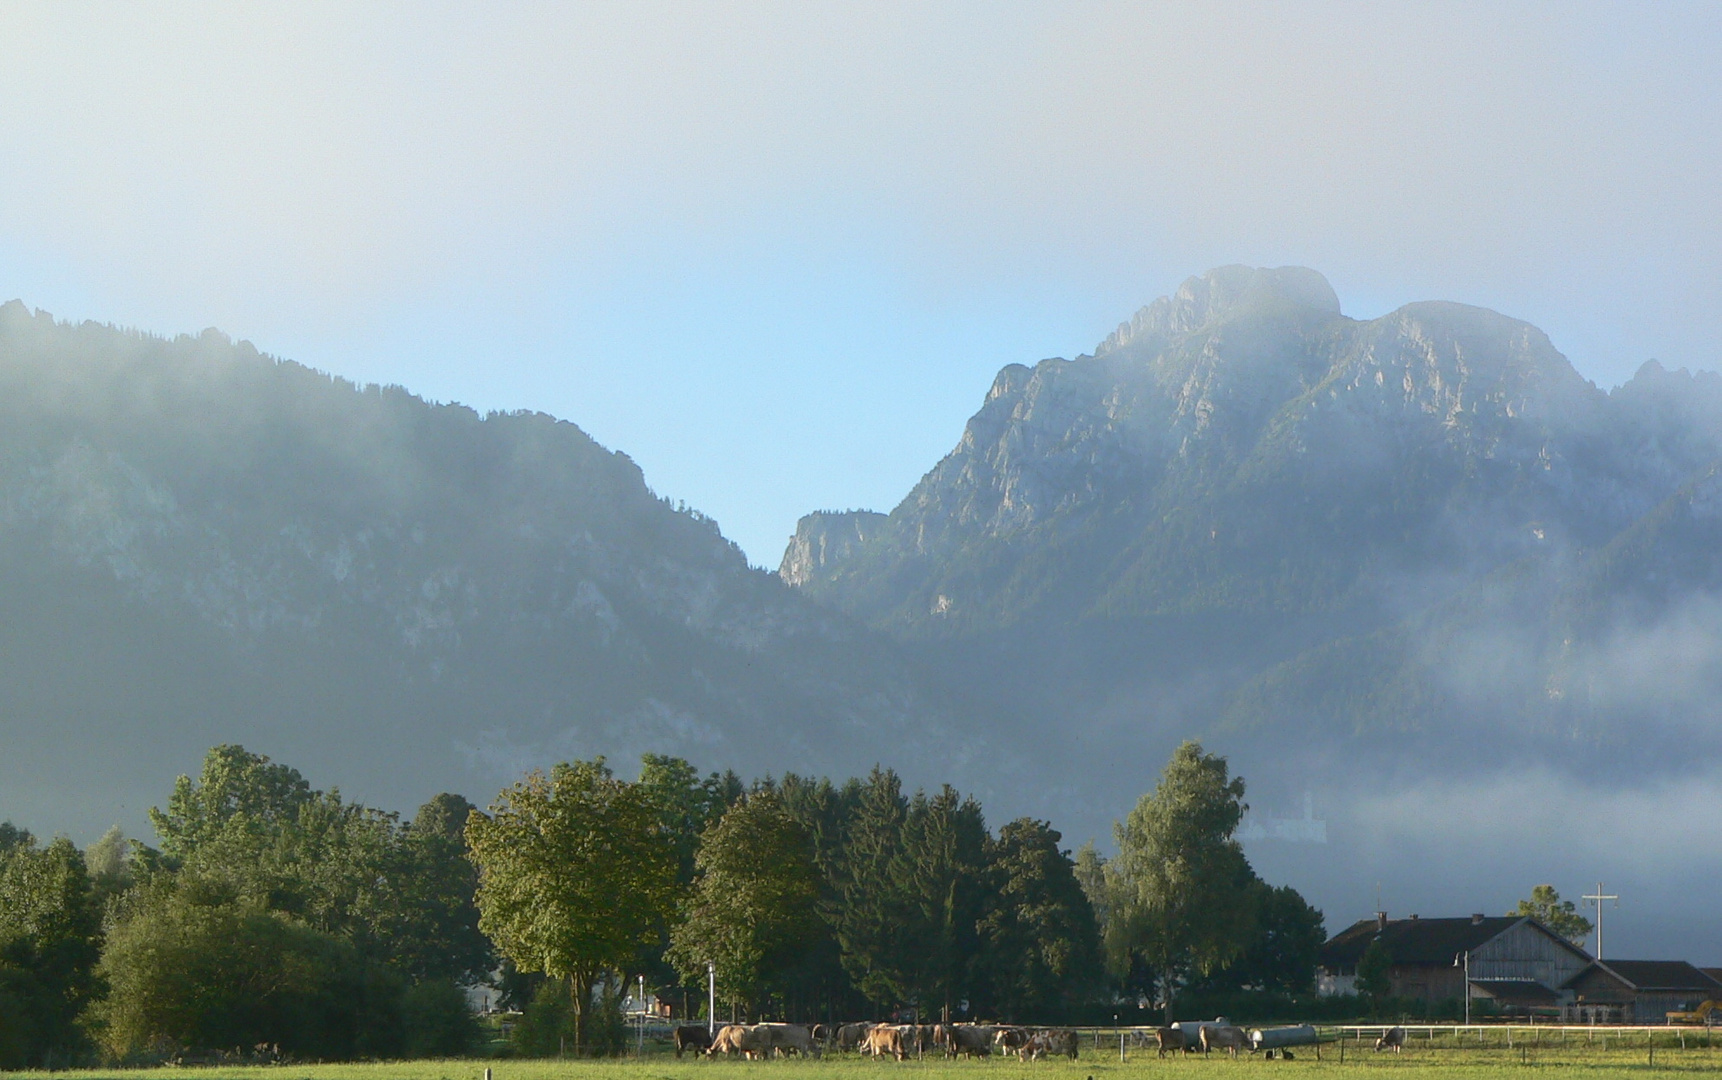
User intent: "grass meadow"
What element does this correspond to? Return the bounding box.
[6,1029,1721,1080]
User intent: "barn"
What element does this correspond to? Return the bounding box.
[1318,913,1592,1008]
[1563,960,1722,1023]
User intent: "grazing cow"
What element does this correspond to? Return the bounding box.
[1018,1033,1049,1061]
[1375,1027,1406,1054]
[758,1023,822,1058]
[994,1026,1030,1053]
[1043,1029,1080,1061]
[1200,1025,1249,1058]
[709,1024,771,1059]
[1154,1028,1187,1057]
[674,1025,713,1058]
[837,1023,874,1053]
[864,1025,907,1061]
[940,1024,994,1059]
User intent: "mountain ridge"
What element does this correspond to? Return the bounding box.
[779,266,1722,779]
[0,300,992,839]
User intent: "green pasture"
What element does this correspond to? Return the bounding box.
[6,1035,1722,1080]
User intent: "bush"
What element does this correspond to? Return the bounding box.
[510,976,629,1057]
[95,888,407,1062]
[402,979,480,1058]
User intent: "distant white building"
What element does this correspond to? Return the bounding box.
[1237,791,1326,844]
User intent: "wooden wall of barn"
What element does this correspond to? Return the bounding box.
[1471,921,1590,987]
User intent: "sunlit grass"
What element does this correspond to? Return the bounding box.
[9,1037,1722,1080]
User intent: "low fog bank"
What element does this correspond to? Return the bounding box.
[1020,743,1722,968]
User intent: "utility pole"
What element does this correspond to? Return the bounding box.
[1454,952,1471,1026]
[1582,883,1619,960]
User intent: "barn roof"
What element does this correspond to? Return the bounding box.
[1571,961,1722,992]
[1319,915,1581,969]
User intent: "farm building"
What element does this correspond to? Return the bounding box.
[1562,960,1722,1023]
[1318,913,1592,1008]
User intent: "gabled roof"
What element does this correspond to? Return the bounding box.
[1570,961,1722,992]
[1703,968,1722,986]
[1320,916,1578,968]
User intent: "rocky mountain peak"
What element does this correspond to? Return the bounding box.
[1097,265,1341,355]
[779,509,888,587]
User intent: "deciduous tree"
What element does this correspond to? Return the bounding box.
[1103,741,1257,1022]
[466,759,676,1054]
[665,791,823,1015]
[977,818,1102,1020]
[1511,885,1592,946]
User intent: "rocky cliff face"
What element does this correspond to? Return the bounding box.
[778,509,888,588]
[781,267,1722,776]
[0,302,972,837]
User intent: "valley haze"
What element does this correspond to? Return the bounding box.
[1,267,1718,966]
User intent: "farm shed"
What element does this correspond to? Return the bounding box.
[1563,960,1722,1023]
[1318,913,1592,1004]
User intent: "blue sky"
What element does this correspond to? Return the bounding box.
[2,2,1720,566]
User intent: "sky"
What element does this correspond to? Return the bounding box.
[2,2,1721,567]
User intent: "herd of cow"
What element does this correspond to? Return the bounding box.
[671,1021,1410,1063]
[672,1022,1082,1061]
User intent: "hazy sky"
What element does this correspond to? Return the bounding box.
[2,2,1719,566]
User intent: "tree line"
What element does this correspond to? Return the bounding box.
[0,739,1323,1066]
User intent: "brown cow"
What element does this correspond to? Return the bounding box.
[708,1024,771,1059]
[1375,1026,1406,1054]
[864,1025,907,1061]
[1154,1027,1187,1057]
[1200,1025,1249,1058]
[674,1025,713,1058]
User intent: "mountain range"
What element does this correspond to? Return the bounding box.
[0,300,967,838]
[783,266,1722,782]
[4,268,1720,959]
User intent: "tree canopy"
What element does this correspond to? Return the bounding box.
[466,759,677,1053]
[1511,885,1592,946]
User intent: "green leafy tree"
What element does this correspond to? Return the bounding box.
[1072,841,1109,928]
[0,830,101,1068]
[665,791,824,1016]
[1511,885,1592,946]
[95,883,404,1061]
[466,759,677,1054]
[388,794,493,984]
[1194,881,1325,994]
[1355,938,1392,1000]
[976,819,1102,1020]
[148,745,313,861]
[636,755,741,888]
[1102,741,1258,1022]
[105,748,486,1059]
[632,755,741,992]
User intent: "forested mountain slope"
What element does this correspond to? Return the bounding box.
[0,302,970,837]
[783,267,1722,776]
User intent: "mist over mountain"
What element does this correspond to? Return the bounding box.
[4,268,1718,963]
[0,301,975,840]
[783,267,1722,960]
